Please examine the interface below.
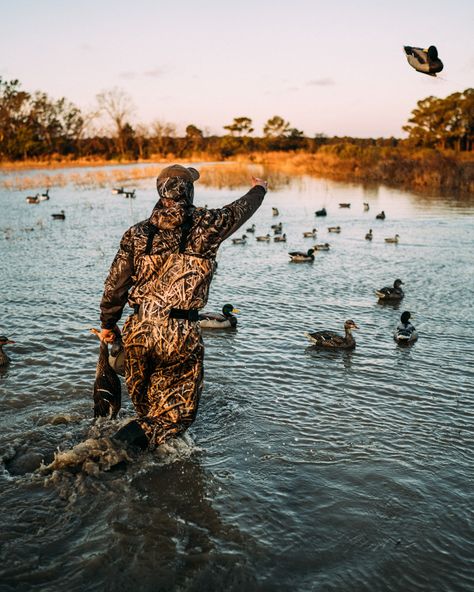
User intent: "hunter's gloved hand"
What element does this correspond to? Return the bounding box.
[100,325,121,343]
[252,176,268,190]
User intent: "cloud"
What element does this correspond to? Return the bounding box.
[307,77,335,86]
[144,68,164,78]
[119,71,138,80]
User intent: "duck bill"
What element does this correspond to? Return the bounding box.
[232,309,240,314]
[6,340,15,344]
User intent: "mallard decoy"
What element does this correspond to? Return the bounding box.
[199,303,239,329]
[246,224,256,233]
[256,234,271,242]
[305,319,358,350]
[124,189,136,198]
[272,207,279,216]
[315,208,327,217]
[303,228,317,238]
[404,45,443,76]
[314,243,330,251]
[0,335,15,367]
[274,227,283,236]
[363,202,370,211]
[365,229,373,240]
[385,234,400,244]
[112,187,125,195]
[376,211,386,220]
[339,203,351,208]
[328,226,341,233]
[289,248,315,262]
[394,311,418,345]
[51,210,65,220]
[232,235,247,245]
[376,279,404,301]
[271,222,282,230]
[90,328,122,419]
[39,189,50,201]
[26,194,40,204]
[274,233,287,242]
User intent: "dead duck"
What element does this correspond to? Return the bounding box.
[0,335,15,367]
[26,194,40,204]
[256,234,271,242]
[303,228,317,238]
[328,226,341,233]
[199,303,239,329]
[51,210,65,220]
[376,211,386,220]
[246,224,256,233]
[305,319,358,350]
[274,233,287,242]
[376,279,404,301]
[272,207,279,216]
[315,208,327,217]
[365,229,373,240]
[339,203,351,208]
[289,248,315,262]
[90,328,122,419]
[314,243,330,251]
[394,311,418,345]
[232,235,247,245]
[385,234,400,244]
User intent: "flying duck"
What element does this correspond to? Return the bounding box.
[199,304,239,329]
[376,279,404,301]
[232,235,247,245]
[90,328,122,419]
[305,319,358,350]
[0,335,15,367]
[394,311,418,345]
[289,248,315,262]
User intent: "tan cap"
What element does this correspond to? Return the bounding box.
[157,164,200,183]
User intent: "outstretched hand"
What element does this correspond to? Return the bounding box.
[100,326,121,343]
[252,176,268,190]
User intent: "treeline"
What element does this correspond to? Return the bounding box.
[0,77,472,162]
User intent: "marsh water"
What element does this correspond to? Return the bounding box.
[1,164,473,592]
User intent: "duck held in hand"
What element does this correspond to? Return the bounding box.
[199,304,239,329]
[305,320,358,350]
[90,328,122,419]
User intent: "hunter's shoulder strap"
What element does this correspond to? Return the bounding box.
[144,222,159,255]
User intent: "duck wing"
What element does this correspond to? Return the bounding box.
[306,330,345,347]
[93,342,121,419]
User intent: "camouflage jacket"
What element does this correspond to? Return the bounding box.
[100,185,265,329]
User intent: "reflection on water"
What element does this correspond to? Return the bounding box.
[1,167,474,591]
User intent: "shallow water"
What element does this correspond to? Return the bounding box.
[1,168,473,592]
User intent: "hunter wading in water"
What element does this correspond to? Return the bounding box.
[99,165,267,448]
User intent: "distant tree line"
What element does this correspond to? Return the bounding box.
[0,77,472,162]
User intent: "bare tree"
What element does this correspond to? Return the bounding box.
[96,87,135,158]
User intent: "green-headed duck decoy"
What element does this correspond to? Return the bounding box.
[394,311,418,344]
[305,319,358,350]
[404,45,443,76]
[199,304,239,329]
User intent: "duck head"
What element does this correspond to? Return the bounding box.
[400,311,411,324]
[394,279,404,288]
[222,304,239,317]
[0,335,15,346]
[344,320,359,331]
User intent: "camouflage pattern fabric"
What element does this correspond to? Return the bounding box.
[100,181,265,447]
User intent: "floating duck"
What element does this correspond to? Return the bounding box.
[315,208,327,217]
[314,243,330,251]
[404,45,443,76]
[376,211,386,220]
[394,311,418,344]
[272,207,279,216]
[124,189,136,198]
[328,226,341,233]
[256,234,271,242]
[385,234,400,244]
[376,279,404,301]
[51,210,65,220]
[274,227,283,236]
[199,303,239,329]
[246,224,256,233]
[112,187,125,195]
[26,194,40,204]
[90,328,122,419]
[339,203,351,208]
[289,248,315,262]
[39,189,50,201]
[305,319,358,350]
[365,229,373,240]
[274,233,287,242]
[363,202,370,211]
[0,335,15,367]
[232,235,247,245]
[303,228,317,238]
[271,222,282,230]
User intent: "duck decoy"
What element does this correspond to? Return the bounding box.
[339,203,351,208]
[394,311,418,345]
[246,224,256,233]
[303,228,317,238]
[305,319,358,350]
[315,208,327,217]
[112,187,125,195]
[274,227,283,236]
[363,202,370,211]
[256,234,271,242]
[271,222,283,230]
[124,189,136,199]
[328,226,341,233]
[26,194,40,204]
[314,243,330,251]
[404,45,443,76]
[376,211,386,220]
[51,210,65,220]
[274,233,287,242]
[199,303,239,329]
[289,248,315,262]
[232,235,247,245]
[90,328,122,419]
[385,234,400,244]
[0,335,15,367]
[365,229,373,240]
[272,207,279,216]
[376,279,404,301]
[39,189,50,201]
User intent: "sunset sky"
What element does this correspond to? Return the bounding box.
[2,0,473,138]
